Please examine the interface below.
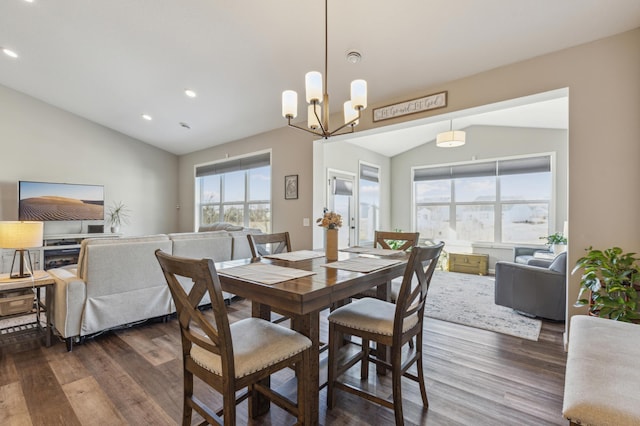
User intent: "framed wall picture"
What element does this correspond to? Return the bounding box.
[285,175,298,200]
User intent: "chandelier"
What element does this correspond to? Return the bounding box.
[281,0,367,139]
[436,120,466,147]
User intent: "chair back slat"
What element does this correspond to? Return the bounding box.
[393,243,444,341]
[247,232,292,257]
[374,231,419,252]
[155,249,234,374]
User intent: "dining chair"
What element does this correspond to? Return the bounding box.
[356,231,419,299]
[247,232,292,258]
[326,242,444,426]
[375,231,419,300]
[247,232,293,325]
[155,249,312,426]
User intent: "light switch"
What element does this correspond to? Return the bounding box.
[303,218,310,226]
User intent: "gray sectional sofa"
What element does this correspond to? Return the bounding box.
[49,226,261,350]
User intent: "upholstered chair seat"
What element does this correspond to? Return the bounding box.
[327,297,419,336]
[190,317,311,379]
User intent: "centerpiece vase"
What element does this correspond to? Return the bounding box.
[325,228,339,261]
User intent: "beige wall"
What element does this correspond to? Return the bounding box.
[365,28,640,324]
[177,126,315,250]
[370,28,640,324]
[179,28,640,328]
[0,84,179,236]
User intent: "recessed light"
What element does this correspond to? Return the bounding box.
[23,0,35,3]
[141,114,152,121]
[2,48,19,59]
[184,89,197,98]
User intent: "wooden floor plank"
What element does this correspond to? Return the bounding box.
[73,339,176,425]
[0,381,32,426]
[62,376,128,425]
[1,297,568,425]
[117,327,176,367]
[44,344,91,386]
[0,352,19,386]
[14,348,81,426]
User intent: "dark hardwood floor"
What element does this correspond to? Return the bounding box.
[0,298,567,425]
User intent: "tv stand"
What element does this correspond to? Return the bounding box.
[0,233,120,273]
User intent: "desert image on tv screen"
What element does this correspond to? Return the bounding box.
[19,182,104,221]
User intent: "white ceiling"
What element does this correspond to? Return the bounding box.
[1,1,639,155]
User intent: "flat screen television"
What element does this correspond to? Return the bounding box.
[18,181,104,221]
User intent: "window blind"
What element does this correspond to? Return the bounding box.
[360,164,380,182]
[333,177,353,196]
[497,156,551,175]
[195,152,271,177]
[414,155,550,181]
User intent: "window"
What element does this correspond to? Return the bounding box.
[414,155,551,244]
[195,152,271,232]
[358,163,380,244]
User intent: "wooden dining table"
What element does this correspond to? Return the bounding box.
[216,249,409,426]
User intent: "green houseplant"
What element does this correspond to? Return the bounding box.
[106,201,130,233]
[572,246,640,322]
[541,232,567,254]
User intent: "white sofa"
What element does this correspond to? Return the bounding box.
[49,227,261,350]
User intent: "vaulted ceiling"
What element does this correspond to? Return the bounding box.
[1,1,639,155]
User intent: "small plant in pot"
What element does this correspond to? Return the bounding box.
[572,246,640,322]
[106,201,130,233]
[541,232,567,254]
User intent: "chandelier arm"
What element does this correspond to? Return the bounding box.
[325,126,356,138]
[325,108,362,135]
[312,102,328,135]
[287,119,325,138]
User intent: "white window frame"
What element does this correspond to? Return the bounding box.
[357,161,381,245]
[194,150,272,231]
[411,153,556,245]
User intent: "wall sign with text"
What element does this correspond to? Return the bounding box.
[373,91,447,122]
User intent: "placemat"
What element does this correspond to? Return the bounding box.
[340,246,404,257]
[218,263,315,285]
[263,250,326,262]
[321,257,403,273]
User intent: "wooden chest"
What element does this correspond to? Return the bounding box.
[448,253,489,275]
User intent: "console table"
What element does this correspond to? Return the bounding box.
[0,271,55,347]
[1,232,120,273]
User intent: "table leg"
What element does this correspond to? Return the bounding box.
[249,301,271,418]
[292,311,320,426]
[375,281,391,375]
[44,284,53,347]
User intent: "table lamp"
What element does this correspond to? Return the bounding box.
[0,221,44,278]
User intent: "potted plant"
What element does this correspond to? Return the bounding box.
[106,201,130,233]
[541,232,567,254]
[572,246,640,322]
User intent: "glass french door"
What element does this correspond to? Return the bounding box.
[327,170,356,248]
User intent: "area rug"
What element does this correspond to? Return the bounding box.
[425,270,542,341]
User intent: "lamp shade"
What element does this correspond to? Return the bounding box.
[436,130,466,148]
[343,100,359,126]
[305,71,323,103]
[0,221,43,249]
[350,79,367,109]
[282,90,298,118]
